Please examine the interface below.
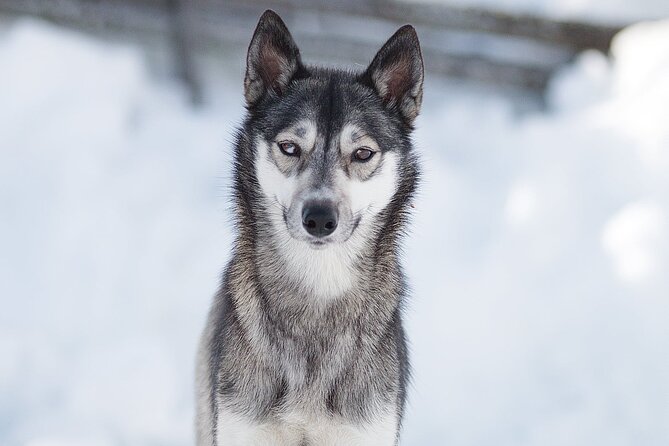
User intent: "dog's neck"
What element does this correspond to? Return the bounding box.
[255,227,379,301]
[229,215,403,331]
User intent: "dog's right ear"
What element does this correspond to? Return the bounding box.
[244,10,303,106]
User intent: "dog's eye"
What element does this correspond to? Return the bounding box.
[352,148,374,162]
[278,141,301,157]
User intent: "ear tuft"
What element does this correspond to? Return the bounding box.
[244,10,303,105]
[363,25,424,125]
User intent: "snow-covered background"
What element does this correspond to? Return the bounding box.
[409,0,669,23]
[1,6,668,446]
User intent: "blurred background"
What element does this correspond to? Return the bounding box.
[0,0,668,445]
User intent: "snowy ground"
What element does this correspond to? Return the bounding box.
[1,16,668,446]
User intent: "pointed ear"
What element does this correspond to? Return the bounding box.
[362,25,424,126]
[244,10,303,106]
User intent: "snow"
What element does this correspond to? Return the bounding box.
[404,19,669,445]
[0,21,238,446]
[403,0,669,24]
[602,201,666,283]
[1,17,668,446]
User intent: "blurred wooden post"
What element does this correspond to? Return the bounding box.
[167,0,202,106]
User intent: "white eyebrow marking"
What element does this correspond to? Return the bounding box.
[276,120,317,153]
[340,123,379,155]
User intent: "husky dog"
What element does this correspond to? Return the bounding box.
[196,10,423,446]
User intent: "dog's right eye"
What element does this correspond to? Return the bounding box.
[278,141,301,157]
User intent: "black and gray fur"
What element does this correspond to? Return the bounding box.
[196,10,423,446]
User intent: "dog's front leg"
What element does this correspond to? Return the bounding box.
[307,412,400,446]
[215,409,302,446]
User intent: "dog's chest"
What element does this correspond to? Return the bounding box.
[214,327,400,445]
[273,326,356,396]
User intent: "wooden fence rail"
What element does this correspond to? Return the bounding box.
[0,0,626,101]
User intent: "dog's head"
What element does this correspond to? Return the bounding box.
[238,10,422,252]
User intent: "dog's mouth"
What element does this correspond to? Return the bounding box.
[307,239,329,249]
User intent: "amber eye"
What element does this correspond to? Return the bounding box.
[278,141,301,157]
[352,147,374,162]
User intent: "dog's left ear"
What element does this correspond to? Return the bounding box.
[362,25,424,126]
[244,10,304,106]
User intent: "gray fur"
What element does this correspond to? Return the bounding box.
[196,10,423,446]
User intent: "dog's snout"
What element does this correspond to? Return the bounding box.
[302,202,338,237]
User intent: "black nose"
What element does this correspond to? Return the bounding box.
[302,202,338,237]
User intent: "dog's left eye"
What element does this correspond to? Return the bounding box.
[278,141,301,157]
[352,148,374,162]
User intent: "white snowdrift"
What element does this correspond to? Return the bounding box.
[402,0,669,24]
[0,18,667,446]
[404,19,669,445]
[0,21,240,446]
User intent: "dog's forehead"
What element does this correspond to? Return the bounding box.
[260,72,401,152]
[310,77,382,136]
